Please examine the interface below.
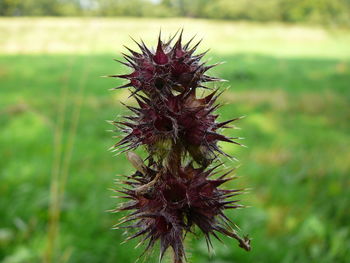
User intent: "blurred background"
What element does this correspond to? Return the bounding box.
[0,0,349,263]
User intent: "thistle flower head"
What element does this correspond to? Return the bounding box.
[109,31,250,262]
[113,164,247,263]
[113,89,242,166]
[109,30,222,98]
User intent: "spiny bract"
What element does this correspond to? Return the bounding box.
[109,31,250,263]
[112,89,243,167]
[109,32,222,97]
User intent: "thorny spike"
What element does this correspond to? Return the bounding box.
[109,31,250,263]
[183,34,197,49]
[114,59,133,68]
[124,45,141,57]
[157,30,162,51]
[188,38,203,55]
[175,28,183,49]
[165,28,180,46]
[111,82,132,90]
[129,36,147,54]
[140,39,153,57]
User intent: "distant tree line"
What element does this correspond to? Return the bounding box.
[1,0,349,26]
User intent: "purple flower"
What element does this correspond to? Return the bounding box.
[109,31,250,263]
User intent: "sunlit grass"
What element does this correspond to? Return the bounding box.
[1,17,350,58]
[0,18,349,263]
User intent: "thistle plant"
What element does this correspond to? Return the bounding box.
[109,31,251,263]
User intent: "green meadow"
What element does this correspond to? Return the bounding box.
[0,18,349,263]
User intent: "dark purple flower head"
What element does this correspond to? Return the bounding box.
[109,31,222,98]
[113,89,243,166]
[109,31,250,262]
[112,164,249,263]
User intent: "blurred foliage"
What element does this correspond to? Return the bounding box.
[0,18,350,262]
[0,0,350,26]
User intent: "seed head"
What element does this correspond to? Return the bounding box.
[109,31,251,262]
[112,164,247,263]
[113,89,242,166]
[109,31,223,98]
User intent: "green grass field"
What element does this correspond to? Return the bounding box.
[0,18,349,263]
